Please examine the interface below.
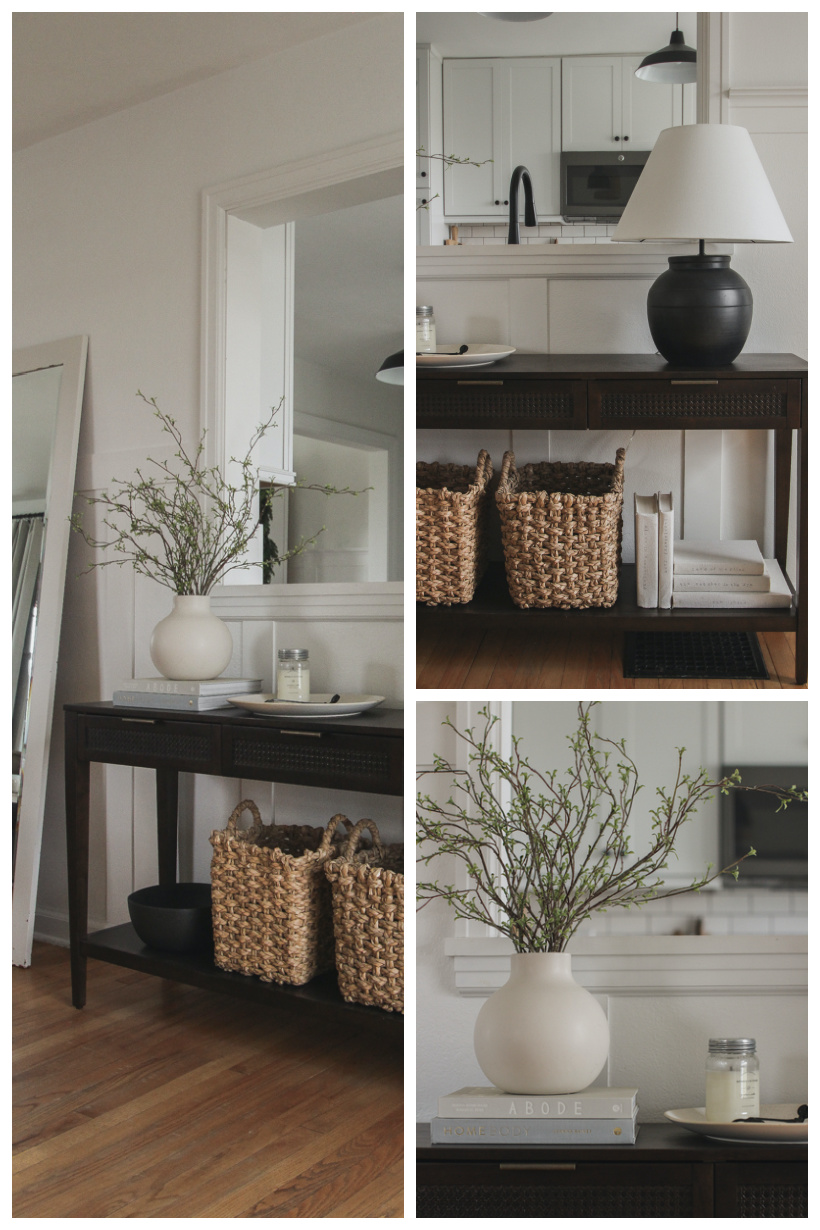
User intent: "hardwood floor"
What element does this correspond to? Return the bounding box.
[416,627,805,690]
[13,943,404,1218]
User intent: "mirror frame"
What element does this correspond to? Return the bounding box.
[200,131,403,602]
[12,335,88,966]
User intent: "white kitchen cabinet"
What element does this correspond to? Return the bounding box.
[562,54,695,152]
[443,57,561,220]
[417,44,442,244]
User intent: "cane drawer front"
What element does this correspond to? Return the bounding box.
[714,1162,808,1218]
[76,714,221,772]
[589,378,801,431]
[222,726,402,795]
[417,1160,708,1218]
[417,378,587,430]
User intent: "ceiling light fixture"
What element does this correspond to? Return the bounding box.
[635,13,697,84]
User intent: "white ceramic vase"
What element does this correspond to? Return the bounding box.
[149,594,232,681]
[474,952,610,1095]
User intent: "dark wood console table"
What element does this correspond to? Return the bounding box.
[64,701,403,1031]
[417,353,807,684]
[417,1122,808,1217]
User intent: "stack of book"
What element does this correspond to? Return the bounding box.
[671,540,792,608]
[634,492,674,609]
[430,1085,639,1145]
[113,678,262,710]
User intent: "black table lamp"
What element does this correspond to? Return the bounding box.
[612,124,793,366]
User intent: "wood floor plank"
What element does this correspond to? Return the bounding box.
[416,627,805,690]
[14,944,403,1218]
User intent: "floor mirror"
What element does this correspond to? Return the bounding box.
[12,336,87,966]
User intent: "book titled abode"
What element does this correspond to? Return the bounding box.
[438,1086,639,1119]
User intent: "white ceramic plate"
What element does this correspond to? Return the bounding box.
[227,693,385,718]
[664,1106,807,1143]
[416,344,516,368]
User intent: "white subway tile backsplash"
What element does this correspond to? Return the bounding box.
[730,916,773,935]
[563,885,804,939]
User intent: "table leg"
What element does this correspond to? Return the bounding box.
[156,768,179,885]
[65,711,90,1008]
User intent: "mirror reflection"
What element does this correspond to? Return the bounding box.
[12,336,87,967]
[12,365,62,862]
[219,189,403,586]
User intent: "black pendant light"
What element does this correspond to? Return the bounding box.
[635,14,697,84]
[375,350,403,385]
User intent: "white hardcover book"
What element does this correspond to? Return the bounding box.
[634,494,658,608]
[113,690,238,711]
[117,678,261,696]
[673,540,765,575]
[671,560,792,608]
[674,572,771,593]
[437,1086,639,1120]
[430,1111,639,1145]
[657,493,673,609]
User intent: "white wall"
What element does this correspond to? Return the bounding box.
[12,14,403,942]
[416,700,808,1123]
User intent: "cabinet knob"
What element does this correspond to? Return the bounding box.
[614,135,620,141]
[421,199,428,205]
[421,170,427,177]
[623,135,629,142]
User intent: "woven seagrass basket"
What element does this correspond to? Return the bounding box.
[416,450,493,604]
[496,447,625,609]
[209,801,351,986]
[324,819,404,1013]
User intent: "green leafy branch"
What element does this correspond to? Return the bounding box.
[71,392,363,594]
[417,703,806,953]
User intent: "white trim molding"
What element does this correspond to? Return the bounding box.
[445,935,807,998]
[417,244,689,282]
[211,580,403,622]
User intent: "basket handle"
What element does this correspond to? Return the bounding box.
[475,448,493,487]
[340,818,385,861]
[319,813,355,852]
[226,799,263,834]
[614,447,626,476]
[499,450,516,489]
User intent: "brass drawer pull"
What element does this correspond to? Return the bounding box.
[457,380,504,385]
[280,729,323,738]
[121,717,157,725]
[671,379,719,385]
[500,1163,577,1172]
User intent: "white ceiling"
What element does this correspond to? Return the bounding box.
[13,12,377,150]
[416,12,697,58]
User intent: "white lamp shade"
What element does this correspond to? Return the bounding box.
[612,124,793,244]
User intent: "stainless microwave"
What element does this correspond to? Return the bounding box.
[560,150,650,221]
[719,765,808,887]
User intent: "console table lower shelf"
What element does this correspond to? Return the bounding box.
[83,924,400,1032]
[416,1122,807,1217]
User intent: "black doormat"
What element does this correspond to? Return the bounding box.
[623,630,769,679]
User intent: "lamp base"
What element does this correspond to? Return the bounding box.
[647,254,753,367]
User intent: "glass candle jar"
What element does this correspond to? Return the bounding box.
[705,1038,760,1121]
[416,305,436,353]
[276,648,310,701]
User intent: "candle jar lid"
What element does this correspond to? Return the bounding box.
[708,1038,756,1053]
[278,648,309,660]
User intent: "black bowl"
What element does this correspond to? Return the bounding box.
[127,882,213,953]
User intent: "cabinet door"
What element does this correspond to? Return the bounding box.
[562,57,623,150]
[503,57,561,217]
[443,59,504,217]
